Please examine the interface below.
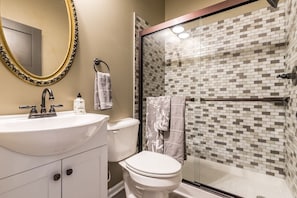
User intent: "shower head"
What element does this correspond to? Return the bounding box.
[267,0,278,8]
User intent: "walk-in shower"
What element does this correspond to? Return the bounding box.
[135,0,297,197]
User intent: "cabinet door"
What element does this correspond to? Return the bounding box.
[62,146,107,198]
[0,161,61,198]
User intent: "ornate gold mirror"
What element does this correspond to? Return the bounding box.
[0,0,78,86]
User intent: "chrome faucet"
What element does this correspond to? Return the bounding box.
[40,88,54,113]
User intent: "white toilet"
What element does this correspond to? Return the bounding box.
[107,118,182,198]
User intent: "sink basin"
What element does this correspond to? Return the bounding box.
[0,111,109,156]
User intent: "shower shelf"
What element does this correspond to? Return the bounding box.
[200,97,290,103]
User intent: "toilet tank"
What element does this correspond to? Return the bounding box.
[107,118,140,162]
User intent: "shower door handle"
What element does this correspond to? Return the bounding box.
[277,73,295,79]
[276,66,297,86]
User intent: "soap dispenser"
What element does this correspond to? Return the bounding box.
[73,93,86,114]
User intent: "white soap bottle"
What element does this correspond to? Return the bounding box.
[73,93,86,114]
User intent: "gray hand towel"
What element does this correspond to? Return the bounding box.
[94,71,112,110]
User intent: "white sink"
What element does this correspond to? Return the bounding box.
[0,111,109,156]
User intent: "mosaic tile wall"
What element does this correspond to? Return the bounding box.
[139,5,287,178]
[141,31,166,149]
[135,16,166,148]
[134,15,150,119]
[164,4,287,178]
[285,0,297,196]
[142,31,165,99]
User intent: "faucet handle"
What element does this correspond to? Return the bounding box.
[19,105,38,114]
[49,104,63,113]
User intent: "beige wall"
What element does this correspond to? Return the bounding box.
[0,0,164,121]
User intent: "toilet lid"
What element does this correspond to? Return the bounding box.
[125,151,181,178]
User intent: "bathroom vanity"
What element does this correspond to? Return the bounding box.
[0,112,109,198]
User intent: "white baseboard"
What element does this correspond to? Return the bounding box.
[108,181,125,198]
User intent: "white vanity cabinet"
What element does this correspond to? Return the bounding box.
[62,146,107,198]
[0,146,107,198]
[0,161,61,198]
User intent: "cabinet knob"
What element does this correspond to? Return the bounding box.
[53,173,61,181]
[66,168,73,176]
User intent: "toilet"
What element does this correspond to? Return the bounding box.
[107,118,182,198]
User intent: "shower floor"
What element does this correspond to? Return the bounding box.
[182,156,293,198]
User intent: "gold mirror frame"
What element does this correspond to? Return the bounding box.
[0,0,78,86]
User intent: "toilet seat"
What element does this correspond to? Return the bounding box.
[125,151,181,178]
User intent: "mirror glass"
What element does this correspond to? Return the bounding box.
[0,0,78,86]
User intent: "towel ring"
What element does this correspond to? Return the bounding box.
[93,58,110,73]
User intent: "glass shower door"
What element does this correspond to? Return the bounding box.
[192,2,289,198]
[139,1,290,197]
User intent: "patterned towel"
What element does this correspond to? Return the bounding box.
[94,71,112,110]
[145,96,171,153]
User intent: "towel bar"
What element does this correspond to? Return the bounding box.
[185,97,289,103]
[93,58,110,73]
[200,97,289,103]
